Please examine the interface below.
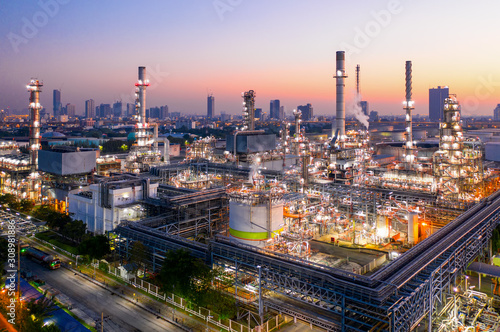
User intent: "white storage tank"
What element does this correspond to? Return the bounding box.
[229,191,283,247]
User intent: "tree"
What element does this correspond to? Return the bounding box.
[0,194,18,209]
[0,238,8,273]
[19,199,35,214]
[159,248,209,299]
[78,235,110,260]
[60,220,86,242]
[129,241,148,275]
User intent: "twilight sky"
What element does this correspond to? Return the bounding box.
[1,0,499,117]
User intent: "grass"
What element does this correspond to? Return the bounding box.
[35,231,79,255]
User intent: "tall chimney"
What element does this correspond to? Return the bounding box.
[334,51,347,138]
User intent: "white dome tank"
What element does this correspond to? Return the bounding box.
[229,191,283,247]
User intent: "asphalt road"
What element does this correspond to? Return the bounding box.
[21,257,183,332]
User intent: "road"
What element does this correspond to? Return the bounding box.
[21,257,184,332]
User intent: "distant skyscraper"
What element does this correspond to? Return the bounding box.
[65,103,76,117]
[255,108,262,120]
[126,103,135,118]
[160,105,169,119]
[429,86,449,122]
[297,104,313,121]
[270,99,280,119]
[53,89,62,117]
[494,104,500,121]
[207,95,214,119]
[360,101,369,116]
[85,99,95,118]
[113,101,123,117]
[279,106,285,120]
[99,103,111,118]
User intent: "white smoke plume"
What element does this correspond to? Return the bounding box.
[348,91,369,129]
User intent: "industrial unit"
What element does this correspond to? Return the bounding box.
[15,55,500,331]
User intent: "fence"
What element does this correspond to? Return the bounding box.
[358,253,387,274]
[108,267,287,332]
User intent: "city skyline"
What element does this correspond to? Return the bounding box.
[1,1,500,117]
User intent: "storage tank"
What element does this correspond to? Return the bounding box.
[229,190,283,247]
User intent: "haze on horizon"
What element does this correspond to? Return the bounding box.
[1,0,499,118]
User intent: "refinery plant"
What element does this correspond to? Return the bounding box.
[6,51,500,332]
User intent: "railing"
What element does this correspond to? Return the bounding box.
[107,267,288,332]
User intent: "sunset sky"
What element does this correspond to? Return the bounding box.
[1,0,500,117]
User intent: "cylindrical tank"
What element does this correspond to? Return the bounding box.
[229,193,283,247]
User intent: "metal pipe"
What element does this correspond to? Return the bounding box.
[334,51,347,139]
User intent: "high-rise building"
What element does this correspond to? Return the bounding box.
[160,105,169,119]
[53,89,62,117]
[207,95,214,119]
[360,101,369,116]
[65,103,76,117]
[113,101,123,118]
[297,104,313,121]
[126,103,135,118]
[85,99,95,119]
[99,103,111,118]
[494,104,500,121]
[270,99,280,119]
[255,108,262,120]
[279,106,285,120]
[429,86,449,122]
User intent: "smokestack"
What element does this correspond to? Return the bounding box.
[334,51,347,138]
[404,61,415,169]
[356,64,360,95]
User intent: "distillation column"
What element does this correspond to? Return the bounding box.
[334,51,347,140]
[27,79,42,201]
[135,66,150,148]
[403,61,415,169]
[243,90,256,131]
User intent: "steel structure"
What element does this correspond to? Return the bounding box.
[243,90,256,131]
[126,67,161,172]
[27,79,42,200]
[403,61,415,170]
[433,97,484,202]
[211,191,500,331]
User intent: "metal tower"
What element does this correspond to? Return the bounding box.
[27,79,42,200]
[135,66,150,148]
[243,90,256,131]
[403,61,415,169]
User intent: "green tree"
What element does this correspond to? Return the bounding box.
[19,199,35,213]
[0,194,17,209]
[159,248,209,299]
[129,241,148,275]
[78,235,111,260]
[0,238,8,273]
[61,220,87,242]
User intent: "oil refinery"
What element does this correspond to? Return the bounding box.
[7,53,500,332]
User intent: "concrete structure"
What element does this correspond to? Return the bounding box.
[68,176,158,233]
[429,86,449,122]
[38,147,96,176]
[334,51,347,138]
